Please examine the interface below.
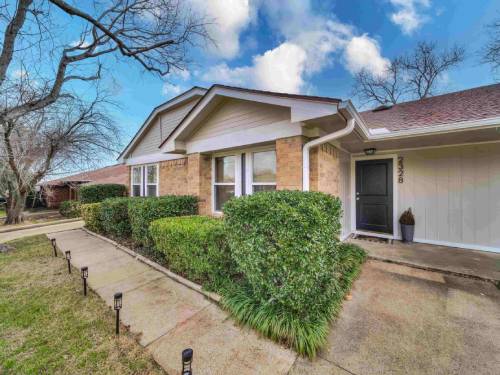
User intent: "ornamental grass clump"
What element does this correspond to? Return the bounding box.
[222,190,365,357]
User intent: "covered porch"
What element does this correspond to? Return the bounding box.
[349,237,500,283]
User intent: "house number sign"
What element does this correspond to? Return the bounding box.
[398,157,404,183]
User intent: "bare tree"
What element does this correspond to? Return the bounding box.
[0,0,209,223]
[482,18,500,74]
[353,41,465,107]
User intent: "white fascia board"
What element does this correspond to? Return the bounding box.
[365,116,500,141]
[125,152,186,166]
[159,86,339,153]
[118,87,207,162]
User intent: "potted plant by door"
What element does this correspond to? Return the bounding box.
[399,208,415,243]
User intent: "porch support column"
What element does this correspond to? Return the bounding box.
[309,143,341,196]
[187,153,212,215]
[276,136,306,191]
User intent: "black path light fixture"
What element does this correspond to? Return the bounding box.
[182,348,193,375]
[64,251,72,274]
[81,267,88,296]
[51,238,57,257]
[114,292,122,335]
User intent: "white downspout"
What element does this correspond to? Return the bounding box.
[302,113,356,191]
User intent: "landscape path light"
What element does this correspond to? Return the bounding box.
[51,238,57,257]
[65,251,71,274]
[182,348,193,375]
[114,292,122,335]
[81,267,88,296]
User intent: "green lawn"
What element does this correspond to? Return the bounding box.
[0,235,164,374]
[0,208,5,218]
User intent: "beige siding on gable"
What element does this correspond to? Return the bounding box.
[397,143,500,249]
[189,98,290,142]
[130,99,198,157]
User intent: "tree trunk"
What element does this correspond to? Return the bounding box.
[4,191,27,225]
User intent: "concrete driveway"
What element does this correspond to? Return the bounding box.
[291,260,500,375]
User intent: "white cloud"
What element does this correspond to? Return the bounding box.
[200,1,390,93]
[189,0,254,59]
[162,82,185,97]
[344,35,390,77]
[389,0,430,35]
[203,42,307,93]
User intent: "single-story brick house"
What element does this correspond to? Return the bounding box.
[118,84,500,253]
[41,164,129,208]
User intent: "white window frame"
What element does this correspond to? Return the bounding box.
[131,165,143,197]
[212,146,275,213]
[130,163,159,197]
[248,150,277,193]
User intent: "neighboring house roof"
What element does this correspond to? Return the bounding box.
[159,84,342,152]
[360,83,500,131]
[42,164,129,187]
[117,86,207,161]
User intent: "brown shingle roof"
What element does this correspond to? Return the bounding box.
[43,164,128,186]
[360,83,500,131]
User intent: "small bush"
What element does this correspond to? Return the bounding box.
[81,203,104,233]
[150,216,236,291]
[59,200,81,218]
[100,197,132,238]
[222,190,363,357]
[128,195,198,247]
[79,184,126,204]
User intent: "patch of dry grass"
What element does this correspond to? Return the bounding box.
[0,235,165,374]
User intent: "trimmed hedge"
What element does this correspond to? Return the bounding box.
[100,197,132,238]
[223,190,342,320]
[59,200,81,218]
[150,216,236,291]
[81,203,104,233]
[128,195,198,247]
[222,190,364,357]
[79,184,126,204]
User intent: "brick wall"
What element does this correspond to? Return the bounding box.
[159,158,188,195]
[276,136,305,190]
[309,143,341,196]
[187,153,212,215]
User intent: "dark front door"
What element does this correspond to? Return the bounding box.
[356,159,393,234]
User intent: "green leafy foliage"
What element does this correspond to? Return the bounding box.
[100,197,132,238]
[58,200,81,218]
[81,203,104,233]
[150,216,237,292]
[79,184,126,204]
[221,242,366,357]
[223,190,343,321]
[128,196,198,247]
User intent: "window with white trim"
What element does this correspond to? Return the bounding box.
[252,150,276,192]
[132,166,142,197]
[214,156,236,211]
[212,149,276,212]
[130,164,159,197]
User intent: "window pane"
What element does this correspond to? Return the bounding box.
[147,185,157,197]
[215,185,235,211]
[215,156,235,183]
[132,167,141,184]
[253,151,276,183]
[253,185,276,193]
[147,165,157,184]
[132,185,141,197]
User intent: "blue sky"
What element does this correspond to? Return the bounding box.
[96,0,500,160]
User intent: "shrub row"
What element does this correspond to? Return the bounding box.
[80,195,198,245]
[148,190,365,357]
[79,184,127,204]
[59,200,81,218]
[150,216,237,292]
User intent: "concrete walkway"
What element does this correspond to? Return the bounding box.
[48,229,297,375]
[0,220,84,243]
[350,238,500,282]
